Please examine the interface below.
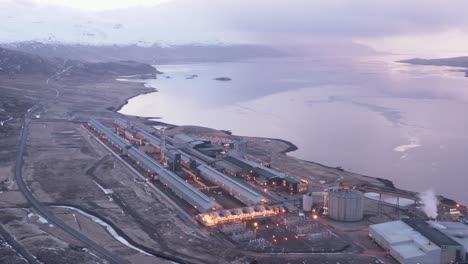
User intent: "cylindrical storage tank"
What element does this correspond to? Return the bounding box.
[327,189,363,221]
[302,193,313,212]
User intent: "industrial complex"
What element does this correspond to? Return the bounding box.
[85,118,468,263]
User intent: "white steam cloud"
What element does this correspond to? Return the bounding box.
[418,189,439,219]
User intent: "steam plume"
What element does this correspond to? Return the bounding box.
[418,189,439,219]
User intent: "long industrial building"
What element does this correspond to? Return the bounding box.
[135,129,161,147]
[369,218,466,264]
[220,156,305,193]
[197,165,268,206]
[88,119,221,213]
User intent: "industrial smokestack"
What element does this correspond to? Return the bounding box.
[418,189,439,219]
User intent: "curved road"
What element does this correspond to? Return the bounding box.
[14,79,127,264]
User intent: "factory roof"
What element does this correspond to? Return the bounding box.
[223,156,255,170]
[392,242,434,260]
[252,167,281,180]
[402,218,462,247]
[136,129,161,146]
[90,119,219,212]
[428,221,468,253]
[197,165,267,205]
[196,146,223,152]
[370,220,440,254]
[173,134,207,148]
[215,160,242,173]
[89,119,131,150]
[114,118,129,128]
[126,146,219,212]
[282,175,301,184]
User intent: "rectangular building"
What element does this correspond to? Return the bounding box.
[197,165,268,206]
[369,219,466,264]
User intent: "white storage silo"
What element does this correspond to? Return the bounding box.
[302,193,313,211]
[327,188,363,222]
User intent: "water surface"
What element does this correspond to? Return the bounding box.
[120,56,468,204]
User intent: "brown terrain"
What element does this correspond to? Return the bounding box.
[0,46,405,264]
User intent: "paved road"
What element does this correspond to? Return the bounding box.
[14,85,127,263]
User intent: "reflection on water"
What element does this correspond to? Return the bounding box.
[120,56,468,203]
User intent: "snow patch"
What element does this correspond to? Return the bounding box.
[27,212,49,224]
[53,206,153,256]
[394,136,421,152]
[93,181,113,195]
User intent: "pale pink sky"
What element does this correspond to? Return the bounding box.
[4,0,468,55]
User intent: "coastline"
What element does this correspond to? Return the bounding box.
[114,72,464,206]
[115,78,399,189]
[113,80,158,113]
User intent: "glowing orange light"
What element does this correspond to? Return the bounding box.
[313,214,318,220]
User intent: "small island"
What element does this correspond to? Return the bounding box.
[185,74,198,79]
[213,77,232,81]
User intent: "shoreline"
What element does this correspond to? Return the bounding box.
[114,75,463,206]
[115,79,400,189]
[113,80,158,113]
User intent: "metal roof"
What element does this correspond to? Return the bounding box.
[435,221,468,253]
[173,134,206,148]
[89,119,130,150]
[136,129,161,146]
[252,167,281,180]
[223,156,254,170]
[114,118,129,128]
[89,119,219,212]
[126,147,220,212]
[369,220,440,257]
[197,165,267,205]
[402,218,462,247]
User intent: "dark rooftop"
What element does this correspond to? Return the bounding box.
[402,218,462,247]
[252,167,281,180]
[282,176,301,184]
[224,156,254,170]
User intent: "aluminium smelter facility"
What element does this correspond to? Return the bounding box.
[88,119,221,213]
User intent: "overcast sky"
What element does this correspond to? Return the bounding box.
[3,0,468,56]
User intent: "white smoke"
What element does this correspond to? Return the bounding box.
[418,189,439,219]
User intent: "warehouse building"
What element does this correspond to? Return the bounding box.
[369,219,466,264]
[174,134,224,158]
[222,156,254,177]
[197,165,268,206]
[89,119,221,213]
[252,167,282,186]
[114,118,130,129]
[89,119,131,151]
[214,160,243,177]
[136,129,161,147]
[223,156,306,192]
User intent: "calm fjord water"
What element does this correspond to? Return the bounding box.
[120,56,468,204]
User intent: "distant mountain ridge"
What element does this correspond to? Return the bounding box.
[0,47,158,78]
[399,57,468,77]
[0,42,285,64]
